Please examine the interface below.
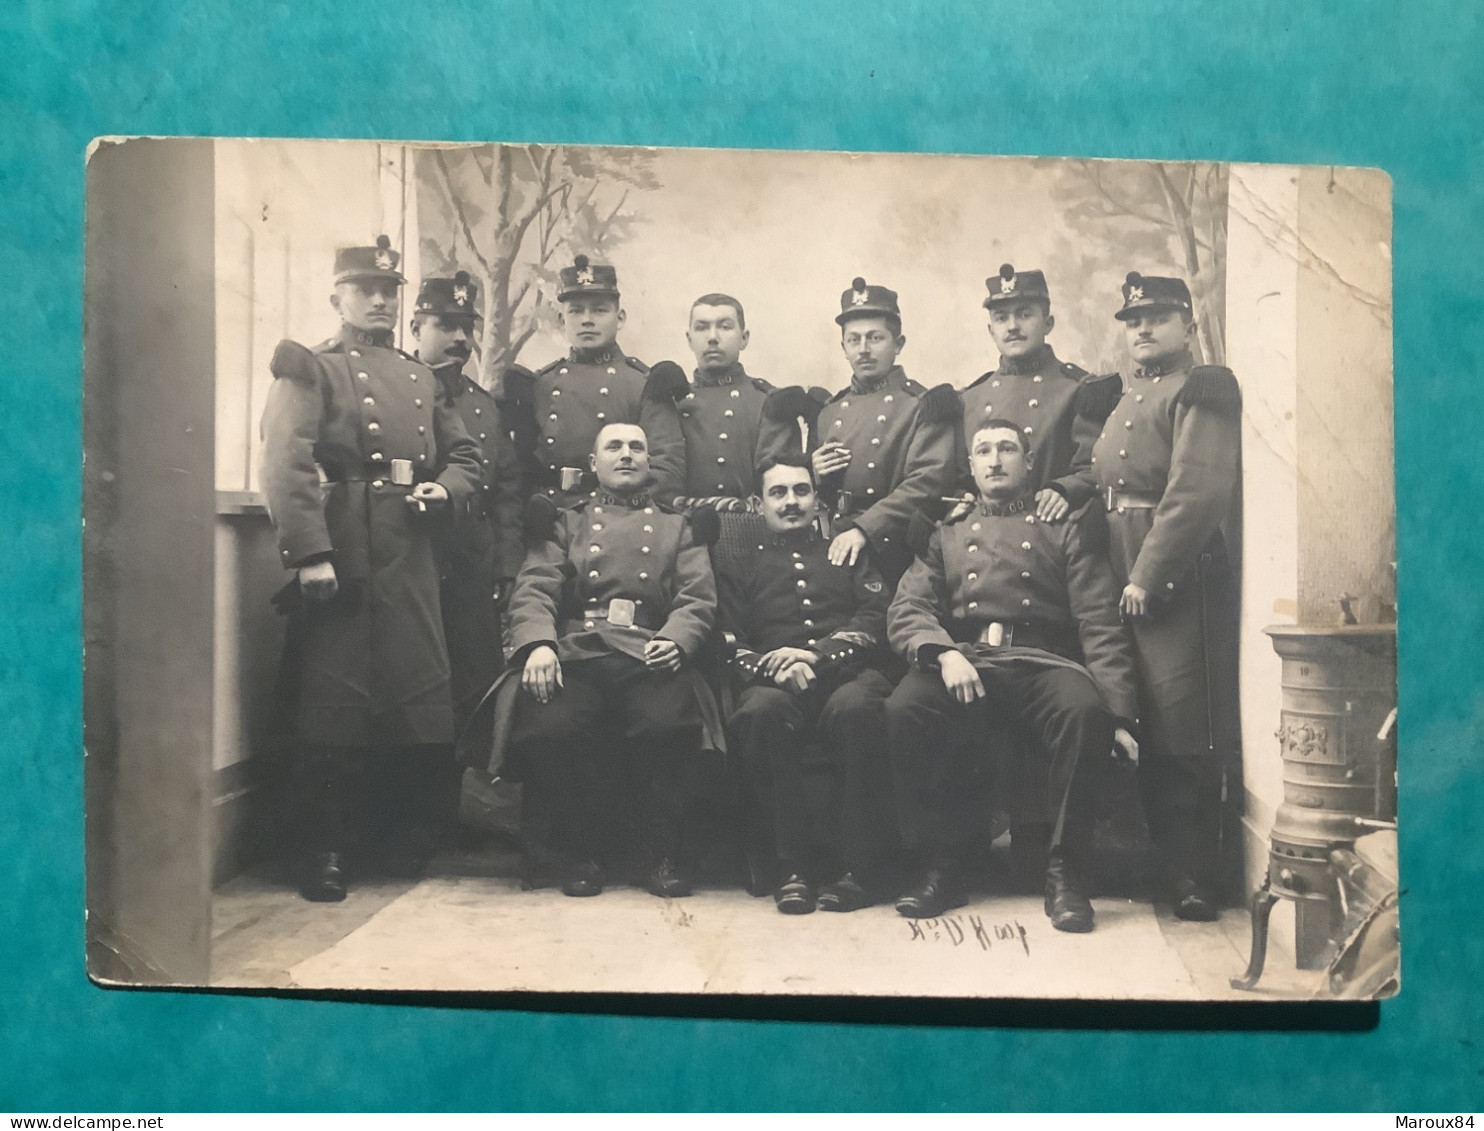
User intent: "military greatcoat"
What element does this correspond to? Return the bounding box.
[957,345,1121,508]
[429,361,524,720]
[261,324,483,747]
[502,348,686,508]
[1089,353,1242,761]
[672,363,809,504]
[811,365,960,582]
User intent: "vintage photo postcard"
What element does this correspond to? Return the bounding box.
[83,138,1395,1000]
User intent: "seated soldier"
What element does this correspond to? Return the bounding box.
[503,422,719,898]
[717,454,896,914]
[885,420,1141,932]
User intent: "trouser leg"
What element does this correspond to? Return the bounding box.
[507,665,608,870]
[991,665,1115,879]
[1140,755,1223,889]
[297,743,361,856]
[611,656,705,865]
[818,668,896,876]
[728,685,812,870]
[886,667,980,868]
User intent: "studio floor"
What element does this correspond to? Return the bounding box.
[210,839,1325,1002]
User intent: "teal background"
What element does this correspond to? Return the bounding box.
[5,0,1481,1111]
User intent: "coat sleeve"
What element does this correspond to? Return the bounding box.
[260,343,332,569]
[488,409,526,580]
[814,552,889,673]
[506,514,572,659]
[1062,508,1141,723]
[640,395,688,504]
[715,562,769,684]
[433,393,484,516]
[1049,373,1121,509]
[656,524,718,658]
[1128,395,1241,594]
[887,529,957,665]
[850,392,958,550]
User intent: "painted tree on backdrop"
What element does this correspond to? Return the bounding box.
[1043,160,1229,372]
[416,144,661,394]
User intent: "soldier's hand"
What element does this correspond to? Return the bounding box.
[775,661,817,693]
[1119,583,1150,620]
[1034,488,1070,523]
[811,441,851,478]
[522,645,563,703]
[1113,726,1139,765]
[828,527,868,567]
[939,650,985,705]
[297,559,339,602]
[758,646,819,677]
[409,482,450,513]
[643,637,683,672]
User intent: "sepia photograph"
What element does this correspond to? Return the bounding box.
[82,137,1396,1001]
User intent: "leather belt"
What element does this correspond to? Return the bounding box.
[322,459,436,486]
[1105,487,1160,513]
[566,597,656,632]
[960,619,1079,656]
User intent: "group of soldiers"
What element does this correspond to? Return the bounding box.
[260,235,1241,935]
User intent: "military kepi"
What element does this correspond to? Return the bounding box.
[557,254,619,302]
[836,277,901,325]
[415,270,481,321]
[983,263,1050,308]
[1114,271,1193,320]
[334,234,407,286]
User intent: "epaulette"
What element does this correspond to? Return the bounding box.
[1074,372,1123,420]
[1060,360,1090,381]
[270,340,317,383]
[919,383,963,425]
[643,360,690,404]
[312,337,342,354]
[625,355,650,375]
[686,507,721,547]
[749,376,775,395]
[963,369,996,390]
[762,385,821,424]
[535,357,565,377]
[1178,366,1242,413]
[522,494,563,542]
[902,378,927,396]
[497,364,536,404]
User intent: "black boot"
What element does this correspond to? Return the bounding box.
[301,852,347,902]
[644,857,693,899]
[895,865,966,919]
[1044,854,1094,933]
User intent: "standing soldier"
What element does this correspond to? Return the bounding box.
[811,278,960,588]
[885,420,1140,931]
[1091,272,1242,921]
[409,271,524,858]
[502,423,720,898]
[501,255,686,509]
[663,292,819,511]
[261,235,483,901]
[958,264,1121,521]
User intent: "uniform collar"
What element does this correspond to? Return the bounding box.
[997,344,1055,376]
[693,361,746,389]
[593,488,651,509]
[569,345,620,366]
[977,493,1032,518]
[849,364,904,397]
[1133,348,1194,379]
[767,526,821,550]
[429,359,470,392]
[340,324,395,349]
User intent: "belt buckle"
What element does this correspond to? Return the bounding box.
[390,459,414,486]
[560,466,584,492]
[979,622,1006,648]
[606,598,636,628]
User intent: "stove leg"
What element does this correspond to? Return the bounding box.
[1230,878,1279,991]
